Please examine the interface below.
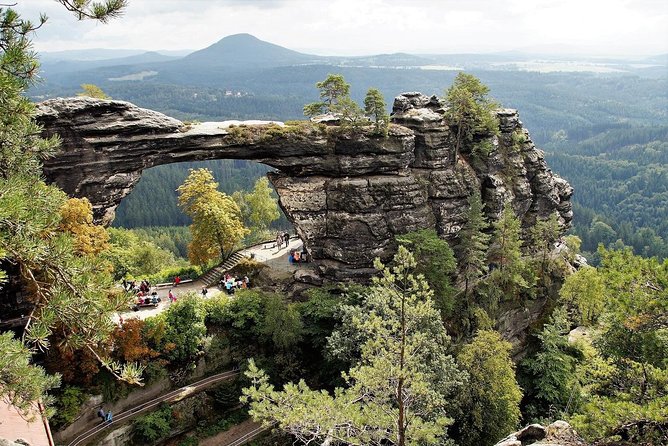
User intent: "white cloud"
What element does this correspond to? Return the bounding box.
[10,0,667,55]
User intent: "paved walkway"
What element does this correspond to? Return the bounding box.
[115,238,305,322]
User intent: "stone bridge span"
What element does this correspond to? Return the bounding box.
[37,94,572,280]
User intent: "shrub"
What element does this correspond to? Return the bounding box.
[133,403,173,443]
[51,386,87,429]
[143,264,202,284]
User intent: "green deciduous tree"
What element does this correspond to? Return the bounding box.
[444,72,499,161]
[162,295,207,365]
[559,266,605,325]
[453,330,522,446]
[233,177,280,243]
[177,168,249,266]
[242,247,465,446]
[133,403,173,443]
[364,87,389,136]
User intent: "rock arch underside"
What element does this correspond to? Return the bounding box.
[37,93,573,281]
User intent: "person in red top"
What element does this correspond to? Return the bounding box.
[173,276,181,287]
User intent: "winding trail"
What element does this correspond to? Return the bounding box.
[67,369,240,446]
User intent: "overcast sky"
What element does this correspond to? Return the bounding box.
[13,0,668,56]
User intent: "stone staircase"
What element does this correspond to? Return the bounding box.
[200,251,248,287]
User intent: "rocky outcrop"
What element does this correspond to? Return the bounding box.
[495,421,588,446]
[37,94,572,281]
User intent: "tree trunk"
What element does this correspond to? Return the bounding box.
[397,289,407,446]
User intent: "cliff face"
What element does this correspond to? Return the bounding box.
[37,94,572,281]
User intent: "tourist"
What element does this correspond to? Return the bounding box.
[97,408,106,422]
[168,289,176,303]
[105,411,113,423]
[202,286,208,297]
[284,232,290,247]
[173,276,181,287]
[276,233,282,252]
[243,275,250,288]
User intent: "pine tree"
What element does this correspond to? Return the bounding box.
[242,247,466,446]
[77,83,110,99]
[456,191,491,297]
[364,87,389,136]
[0,1,142,417]
[444,73,499,162]
[303,73,351,117]
[530,213,561,284]
[487,203,533,301]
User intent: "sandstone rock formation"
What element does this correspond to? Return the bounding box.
[37,94,572,281]
[495,420,588,446]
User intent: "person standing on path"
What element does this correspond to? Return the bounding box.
[168,289,177,303]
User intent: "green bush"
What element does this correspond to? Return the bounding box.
[133,403,173,443]
[51,386,88,429]
[143,264,202,284]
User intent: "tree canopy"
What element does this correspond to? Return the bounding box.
[177,168,249,266]
[242,247,466,446]
[0,1,141,417]
[444,72,499,161]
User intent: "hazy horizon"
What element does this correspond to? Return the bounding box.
[13,0,668,58]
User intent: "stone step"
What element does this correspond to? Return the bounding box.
[201,252,248,287]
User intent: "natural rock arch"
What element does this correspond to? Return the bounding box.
[37,93,572,280]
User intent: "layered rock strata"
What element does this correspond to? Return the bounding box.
[37,94,572,281]
[495,420,587,446]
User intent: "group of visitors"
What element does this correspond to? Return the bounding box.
[97,408,113,424]
[289,246,310,264]
[122,278,151,293]
[220,273,251,295]
[122,278,161,307]
[276,232,291,251]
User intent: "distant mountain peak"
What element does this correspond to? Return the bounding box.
[182,33,323,68]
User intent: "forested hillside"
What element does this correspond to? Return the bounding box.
[545,125,668,260]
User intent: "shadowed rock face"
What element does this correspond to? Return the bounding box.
[37,94,572,281]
